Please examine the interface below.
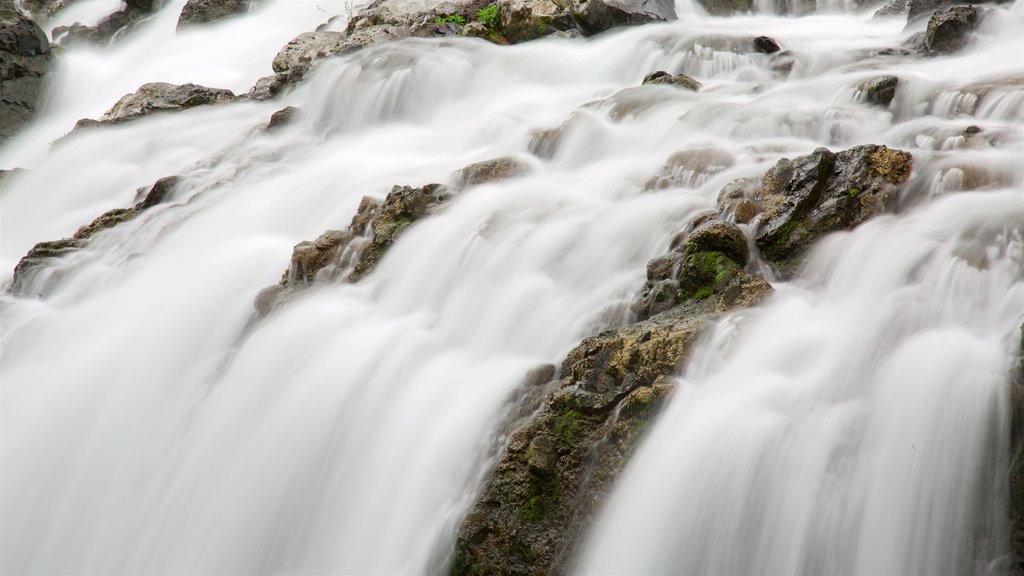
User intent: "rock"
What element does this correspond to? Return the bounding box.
[644,147,735,190]
[755,145,912,273]
[642,70,701,91]
[716,178,761,223]
[0,6,53,144]
[271,31,346,78]
[683,220,749,265]
[1011,324,1024,574]
[924,6,979,54]
[94,82,236,125]
[451,156,532,189]
[753,35,781,53]
[265,106,299,131]
[770,49,796,76]
[255,183,449,314]
[860,75,899,107]
[245,75,283,101]
[496,0,576,43]
[10,176,179,295]
[696,0,753,15]
[53,0,159,47]
[452,274,771,576]
[574,0,676,35]
[177,0,251,28]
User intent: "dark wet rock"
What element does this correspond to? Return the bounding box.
[245,74,283,101]
[755,145,912,274]
[925,6,979,54]
[452,156,532,189]
[753,35,781,53]
[574,0,676,35]
[496,0,577,43]
[177,0,251,28]
[73,82,237,128]
[642,70,701,91]
[644,147,735,190]
[10,176,179,295]
[770,49,796,76]
[716,178,761,223]
[54,0,160,46]
[264,106,299,131]
[255,183,449,315]
[0,6,53,144]
[1011,324,1024,575]
[452,273,771,576]
[860,75,899,107]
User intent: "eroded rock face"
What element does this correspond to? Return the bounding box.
[177,0,251,28]
[0,6,52,144]
[10,176,180,295]
[254,183,449,314]
[925,6,979,54]
[574,0,676,34]
[755,145,912,274]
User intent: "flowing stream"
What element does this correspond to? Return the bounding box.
[2,0,1022,574]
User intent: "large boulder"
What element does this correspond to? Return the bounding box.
[177,0,251,28]
[924,6,979,54]
[754,144,912,274]
[496,0,577,43]
[10,176,179,295]
[54,0,160,46]
[1010,325,1024,574]
[859,75,899,107]
[0,6,52,144]
[574,0,675,35]
[451,156,532,189]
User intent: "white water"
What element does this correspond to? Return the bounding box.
[2,0,1022,574]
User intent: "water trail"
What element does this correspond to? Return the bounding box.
[2,0,1023,573]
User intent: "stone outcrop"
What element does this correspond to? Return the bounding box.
[254,183,449,314]
[177,0,252,28]
[924,6,979,54]
[451,156,532,189]
[52,0,159,47]
[452,145,914,575]
[495,0,577,43]
[1010,325,1024,575]
[74,82,236,129]
[10,176,179,295]
[755,144,912,275]
[573,0,676,35]
[0,6,53,144]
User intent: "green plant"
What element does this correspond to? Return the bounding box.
[477,4,499,28]
[554,409,583,444]
[434,13,465,25]
[520,495,545,522]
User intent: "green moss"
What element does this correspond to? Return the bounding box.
[554,409,583,445]
[520,495,545,522]
[477,4,499,29]
[434,13,466,25]
[678,250,739,300]
[849,187,860,198]
[693,286,714,299]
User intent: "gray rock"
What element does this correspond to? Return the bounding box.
[271,31,346,77]
[98,82,236,124]
[264,106,299,131]
[497,0,577,43]
[574,0,676,35]
[177,0,252,28]
[925,6,979,54]
[642,70,701,91]
[860,75,899,107]
[0,6,52,144]
[452,156,532,189]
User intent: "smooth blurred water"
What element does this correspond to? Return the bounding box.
[2,0,1022,573]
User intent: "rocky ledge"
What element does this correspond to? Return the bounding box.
[452,144,913,576]
[0,5,52,145]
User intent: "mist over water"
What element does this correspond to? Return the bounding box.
[2,0,1022,573]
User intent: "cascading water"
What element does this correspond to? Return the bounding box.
[1,0,1021,575]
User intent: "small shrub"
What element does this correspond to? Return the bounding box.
[434,13,465,25]
[477,4,499,29]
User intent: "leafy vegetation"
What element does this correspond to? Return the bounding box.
[477,4,499,29]
[434,13,465,25]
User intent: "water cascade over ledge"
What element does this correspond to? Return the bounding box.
[1,0,1022,574]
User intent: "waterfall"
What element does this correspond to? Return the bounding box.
[2,0,1022,574]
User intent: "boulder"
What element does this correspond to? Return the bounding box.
[574,0,676,35]
[10,176,179,295]
[1011,324,1024,574]
[644,147,735,190]
[753,35,781,54]
[264,106,299,131]
[924,6,979,54]
[177,0,252,28]
[0,6,52,144]
[860,75,899,107]
[496,0,576,43]
[642,70,701,91]
[270,31,347,79]
[755,145,912,273]
[91,82,236,125]
[54,0,160,46]
[696,0,752,14]
[451,156,532,189]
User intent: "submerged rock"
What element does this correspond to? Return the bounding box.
[53,0,159,46]
[451,156,532,189]
[72,83,237,128]
[177,0,252,28]
[255,183,449,314]
[264,106,300,131]
[924,6,980,54]
[0,6,53,144]
[10,176,180,295]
